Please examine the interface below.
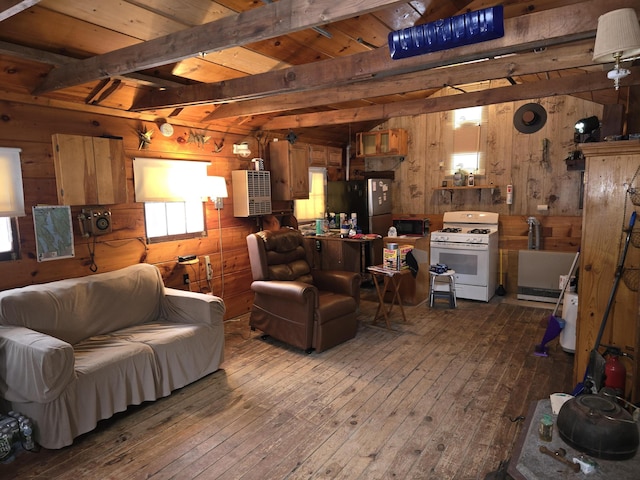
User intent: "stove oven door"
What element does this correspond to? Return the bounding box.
[430,241,491,301]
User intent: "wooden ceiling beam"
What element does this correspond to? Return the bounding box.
[0,40,183,89]
[259,67,640,129]
[33,0,405,94]
[206,40,597,120]
[0,0,39,22]
[130,0,639,112]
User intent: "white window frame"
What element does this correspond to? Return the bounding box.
[452,107,485,175]
[0,216,20,261]
[133,158,209,243]
[294,167,327,223]
[143,200,206,243]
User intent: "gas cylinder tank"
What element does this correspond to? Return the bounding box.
[604,353,626,393]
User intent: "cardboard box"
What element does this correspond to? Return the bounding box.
[383,245,413,270]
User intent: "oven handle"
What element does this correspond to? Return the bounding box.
[430,242,489,251]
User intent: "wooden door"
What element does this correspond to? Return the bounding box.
[52,134,126,205]
[289,143,310,199]
[92,137,127,205]
[52,134,96,205]
[577,141,640,401]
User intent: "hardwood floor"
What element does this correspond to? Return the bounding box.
[3,291,574,479]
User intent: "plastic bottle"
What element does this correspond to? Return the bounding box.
[467,172,475,186]
[388,226,397,237]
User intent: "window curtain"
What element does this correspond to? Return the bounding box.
[294,167,326,222]
[133,158,209,202]
[0,147,25,217]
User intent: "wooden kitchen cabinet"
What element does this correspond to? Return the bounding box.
[52,134,127,205]
[310,145,327,167]
[327,146,343,167]
[577,140,640,402]
[309,145,343,168]
[269,141,309,200]
[356,128,408,158]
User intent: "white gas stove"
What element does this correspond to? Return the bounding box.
[430,211,499,302]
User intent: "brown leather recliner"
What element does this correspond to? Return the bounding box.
[246,228,360,353]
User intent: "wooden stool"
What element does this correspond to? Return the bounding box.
[429,270,457,308]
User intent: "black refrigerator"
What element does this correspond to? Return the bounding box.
[326,178,393,235]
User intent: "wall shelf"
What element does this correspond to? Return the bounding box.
[434,185,497,200]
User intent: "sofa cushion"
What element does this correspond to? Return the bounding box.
[72,335,159,426]
[0,264,165,345]
[108,322,223,396]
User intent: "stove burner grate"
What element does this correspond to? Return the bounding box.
[441,227,461,233]
[469,228,491,234]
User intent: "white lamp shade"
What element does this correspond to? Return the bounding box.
[593,8,640,62]
[208,176,228,199]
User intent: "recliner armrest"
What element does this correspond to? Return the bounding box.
[251,280,317,305]
[312,270,361,300]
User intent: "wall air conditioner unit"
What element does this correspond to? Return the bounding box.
[232,170,272,217]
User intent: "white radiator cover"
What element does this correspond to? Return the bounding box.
[232,170,272,217]
[517,250,576,303]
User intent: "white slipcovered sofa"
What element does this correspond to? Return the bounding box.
[0,263,225,449]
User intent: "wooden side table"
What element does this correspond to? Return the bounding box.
[367,265,411,328]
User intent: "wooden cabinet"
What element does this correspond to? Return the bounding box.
[577,140,640,402]
[309,145,326,167]
[304,236,366,274]
[327,146,342,167]
[356,128,408,158]
[52,134,127,205]
[269,141,309,200]
[309,145,343,168]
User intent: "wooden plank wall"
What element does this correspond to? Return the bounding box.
[358,94,599,281]
[0,93,599,322]
[0,100,262,320]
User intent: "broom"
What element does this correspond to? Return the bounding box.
[496,248,506,296]
[534,250,580,357]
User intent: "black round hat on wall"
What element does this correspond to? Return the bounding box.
[513,103,547,134]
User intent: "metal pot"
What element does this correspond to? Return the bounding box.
[557,394,639,460]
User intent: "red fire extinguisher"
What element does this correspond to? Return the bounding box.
[604,347,627,395]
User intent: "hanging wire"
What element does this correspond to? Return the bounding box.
[218,206,225,299]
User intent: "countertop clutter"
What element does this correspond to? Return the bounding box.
[508,399,640,479]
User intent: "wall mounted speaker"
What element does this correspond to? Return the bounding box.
[78,207,112,237]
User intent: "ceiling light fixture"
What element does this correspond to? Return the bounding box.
[233,142,251,158]
[592,8,640,90]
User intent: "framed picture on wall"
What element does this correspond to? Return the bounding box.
[33,205,75,262]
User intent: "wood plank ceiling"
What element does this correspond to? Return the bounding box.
[0,0,638,145]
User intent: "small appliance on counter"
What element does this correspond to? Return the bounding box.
[392,215,430,237]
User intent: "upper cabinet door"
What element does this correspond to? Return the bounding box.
[269,141,309,200]
[356,129,408,158]
[52,134,127,205]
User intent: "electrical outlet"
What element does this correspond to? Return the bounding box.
[204,255,213,280]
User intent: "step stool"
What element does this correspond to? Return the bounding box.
[429,270,457,308]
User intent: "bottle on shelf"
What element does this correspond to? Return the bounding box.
[467,172,475,187]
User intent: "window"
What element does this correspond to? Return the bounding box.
[144,201,205,242]
[0,217,19,260]
[0,147,25,261]
[294,167,326,223]
[452,107,484,174]
[133,158,209,243]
